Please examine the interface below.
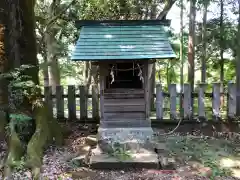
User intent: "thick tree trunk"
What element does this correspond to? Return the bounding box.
[0,0,8,138]
[26,104,63,179]
[236,0,240,116]
[19,0,39,84]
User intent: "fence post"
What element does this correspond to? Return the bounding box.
[183,83,191,120]
[80,85,87,121]
[212,83,221,120]
[228,83,236,119]
[44,86,53,119]
[169,84,177,120]
[56,85,64,120]
[198,83,206,120]
[68,85,76,120]
[92,84,99,122]
[156,84,163,120]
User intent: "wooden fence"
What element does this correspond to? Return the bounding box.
[43,83,237,123]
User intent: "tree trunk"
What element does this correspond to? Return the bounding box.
[188,0,196,92]
[180,0,184,117]
[42,48,49,87]
[201,0,208,83]
[46,32,61,92]
[19,0,39,84]
[236,0,240,116]
[220,0,224,109]
[0,0,8,137]
[26,104,63,179]
[46,0,61,93]
[84,61,92,93]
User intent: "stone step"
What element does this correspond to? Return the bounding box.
[90,146,158,169]
[100,120,151,128]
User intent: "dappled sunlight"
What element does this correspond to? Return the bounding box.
[220,157,240,178]
[220,157,240,168]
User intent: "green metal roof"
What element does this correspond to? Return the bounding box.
[71,20,176,61]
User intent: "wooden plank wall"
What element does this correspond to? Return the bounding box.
[43,83,237,122]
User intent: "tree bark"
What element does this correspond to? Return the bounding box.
[19,0,39,84]
[201,0,208,83]
[0,0,8,137]
[180,0,184,117]
[220,0,224,109]
[46,0,61,93]
[188,0,196,92]
[236,0,240,116]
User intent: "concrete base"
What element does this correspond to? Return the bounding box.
[90,147,159,169]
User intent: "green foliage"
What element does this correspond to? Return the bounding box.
[0,65,42,111]
[108,142,131,161]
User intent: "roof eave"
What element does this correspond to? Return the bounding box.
[75,20,171,29]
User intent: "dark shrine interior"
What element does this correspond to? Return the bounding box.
[106,62,143,89]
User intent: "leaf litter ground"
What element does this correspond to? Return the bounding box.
[0,123,240,179]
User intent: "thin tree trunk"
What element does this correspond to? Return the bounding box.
[201,0,208,83]
[236,0,240,116]
[180,0,184,117]
[84,61,92,93]
[188,0,196,92]
[220,0,224,108]
[188,0,196,113]
[46,31,60,92]
[46,0,61,93]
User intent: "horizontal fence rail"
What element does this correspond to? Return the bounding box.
[43,83,238,123]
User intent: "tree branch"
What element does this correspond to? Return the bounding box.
[157,0,176,20]
[45,0,76,31]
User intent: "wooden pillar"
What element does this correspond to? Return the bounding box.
[156,84,163,120]
[183,83,192,119]
[198,83,206,120]
[68,85,76,120]
[227,83,236,119]
[99,62,107,121]
[144,61,151,120]
[212,83,221,121]
[169,84,177,120]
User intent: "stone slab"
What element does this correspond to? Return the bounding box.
[98,127,154,142]
[90,147,159,169]
[100,120,151,128]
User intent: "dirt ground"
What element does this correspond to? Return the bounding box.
[1,122,240,180]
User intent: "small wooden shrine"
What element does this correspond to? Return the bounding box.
[71,20,175,167]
